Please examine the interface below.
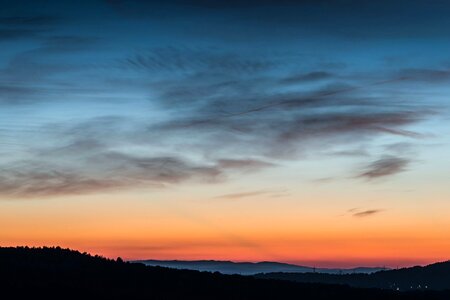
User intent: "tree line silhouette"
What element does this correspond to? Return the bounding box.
[1,246,449,299]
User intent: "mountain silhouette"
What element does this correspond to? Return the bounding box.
[256,261,450,291]
[137,259,386,275]
[2,246,450,299]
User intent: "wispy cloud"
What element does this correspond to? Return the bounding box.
[358,156,410,179]
[0,14,60,41]
[352,209,384,218]
[0,28,40,40]
[281,71,334,84]
[123,47,275,74]
[213,189,284,200]
[397,68,450,83]
[0,153,222,198]
[0,15,60,26]
[342,208,384,218]
[217,159,275,172]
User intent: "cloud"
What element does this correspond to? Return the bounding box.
[143,54,431,162]
[38,35,100,52]
[0,43,438,198]
[216,159,275,172]
[105,0,450,40]
[344,208,384,218]
[312,177,335,183]
[213,189,284,200]
[0,15,60,26]
[358,156,410,179]
[352,209,383,218]
[123,47,275,74]
[0,14,60,41]
[0,0,447,202]
[383,142,416,155]
[0,114,279,198]
[0,32,102,106]
[0,28,40,40]
[398,68,450,83]
[174,0,311,9]
[326,148,368,157]
[281,71,334,84]
[0,153,222,198]
[214,190,271,199]
[0,85,43,104]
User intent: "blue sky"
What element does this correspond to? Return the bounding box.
[1,0,449,196]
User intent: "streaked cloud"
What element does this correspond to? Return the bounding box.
[358,157,410,179]
[216,159,275,172]
[281,71,334,84]
[213,189,284,200]
[0,15,60,26]
[0,154,222,198]
[343,208,384,218]
[352,209,384,218]
[0,13,60,41]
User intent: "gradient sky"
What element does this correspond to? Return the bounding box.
[1,0,450,268]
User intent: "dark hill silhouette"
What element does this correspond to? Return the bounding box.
[1,246,449,300]
[137,259,385,275]
[256,261,450,291]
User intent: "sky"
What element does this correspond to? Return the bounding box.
[1,0,450,268]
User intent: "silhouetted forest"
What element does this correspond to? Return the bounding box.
[1,247,449,299]
[256,260,450,291]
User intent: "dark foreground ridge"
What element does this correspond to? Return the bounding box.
[256,260,450,291]
[1,247,449,300]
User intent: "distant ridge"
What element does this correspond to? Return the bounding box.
[136,259,387,275]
